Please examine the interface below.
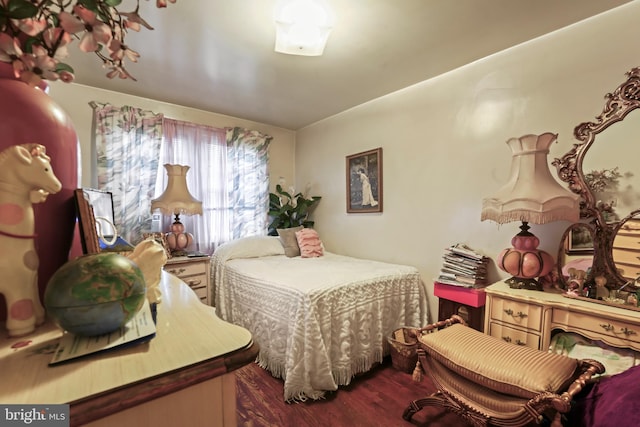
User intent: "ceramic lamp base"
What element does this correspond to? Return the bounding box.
[165,215,194,256]
[166,231,194,256]
[498,221,554,292]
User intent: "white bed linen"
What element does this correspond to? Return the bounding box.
[212,237,427,401]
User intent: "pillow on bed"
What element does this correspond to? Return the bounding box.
[215,235,285,259]
[295,228,324,258]
[277,226,303,257]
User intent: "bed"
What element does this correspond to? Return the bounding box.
[212,235,428,401]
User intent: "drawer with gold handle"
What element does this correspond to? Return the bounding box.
[487,321,540,350]
[490,297,542,331]
[164,261,205,278]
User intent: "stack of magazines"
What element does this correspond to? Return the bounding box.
[436,243,489,288]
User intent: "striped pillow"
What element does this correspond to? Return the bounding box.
[295,228,324,258]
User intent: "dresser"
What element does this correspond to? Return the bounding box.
[0,272,258,427]
[484,281,640,353]
[164,255,211,304]
[612,217,640,281]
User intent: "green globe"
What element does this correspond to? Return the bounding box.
[45,253,147,336]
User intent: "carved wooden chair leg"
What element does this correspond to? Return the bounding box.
[402,391,444,421]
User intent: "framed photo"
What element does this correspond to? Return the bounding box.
[346,147,383,213]
[565,223,595,255]
[74,189,102,254]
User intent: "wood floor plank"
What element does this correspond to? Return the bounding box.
[235,357,469,427]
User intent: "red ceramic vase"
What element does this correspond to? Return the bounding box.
[0,64,79,322]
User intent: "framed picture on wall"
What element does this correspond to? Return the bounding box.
[565,223,595,255]
[346,147,383,213]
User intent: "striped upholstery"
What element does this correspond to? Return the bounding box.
[418,324,579,399]
[427,357,533,415]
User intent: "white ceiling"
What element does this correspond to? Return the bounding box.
[68,0,632,130]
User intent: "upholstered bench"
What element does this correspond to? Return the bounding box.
[403,318,605,426]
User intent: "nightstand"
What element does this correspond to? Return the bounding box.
[163,255,211,305]
[434,282,486,332]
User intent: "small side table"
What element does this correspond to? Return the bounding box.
[164,255,211,305]
[434,282,486,332]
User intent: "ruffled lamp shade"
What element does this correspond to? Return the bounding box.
[481,133,580,290]
[151,164,202,254]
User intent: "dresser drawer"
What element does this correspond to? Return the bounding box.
[487,321,541,349]
[163,256,211,305]
[489,297,543,332]
[164,261,206,278]
[181,273,207,290]
[613,233,640,250]
[552,310,640,348]
[190,283,208,300]
[611,247,640,266]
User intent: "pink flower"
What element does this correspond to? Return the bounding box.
[43,28,72,60]
[59,6,112,53]
[121,11,154,31]
[109,40,140,63]
[58,70,75,83]
[20,45,60,85]
[0,33,25,78]
[106,63,136,81]
[13,17,48,37]
[156,0,177,8]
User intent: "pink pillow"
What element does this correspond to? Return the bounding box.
[295,228,324,258]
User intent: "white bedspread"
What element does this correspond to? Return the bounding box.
[212,236,427,401]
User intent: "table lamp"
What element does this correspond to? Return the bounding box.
[481,133,580,290]
[151,164,203,256]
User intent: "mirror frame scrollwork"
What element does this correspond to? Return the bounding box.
[553,67,640,292]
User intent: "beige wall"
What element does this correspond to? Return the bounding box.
[295,2,640,320]
[47,82,296,189]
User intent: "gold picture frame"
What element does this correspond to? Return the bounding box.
[346,147,383,213]
[565,223,595,255]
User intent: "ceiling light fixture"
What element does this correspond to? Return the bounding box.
[274,0,334,56]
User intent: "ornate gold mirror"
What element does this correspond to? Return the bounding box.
[553,67,640,306]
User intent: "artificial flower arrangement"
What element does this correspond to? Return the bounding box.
[0,0,176,86]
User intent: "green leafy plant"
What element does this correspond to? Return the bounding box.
[268,184,321,236]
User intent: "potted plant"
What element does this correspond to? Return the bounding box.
[268,184,321,236]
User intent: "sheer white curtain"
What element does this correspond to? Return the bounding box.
[158,119,225,253]
[158,121,271,253]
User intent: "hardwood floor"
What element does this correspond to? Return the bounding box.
[235,357,468,427]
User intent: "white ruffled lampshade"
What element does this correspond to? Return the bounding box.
[150,164,202,216]
[481,132,579,225]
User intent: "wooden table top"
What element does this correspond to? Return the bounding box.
[0,271,257,424]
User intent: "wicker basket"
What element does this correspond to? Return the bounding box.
[387,327,419,374]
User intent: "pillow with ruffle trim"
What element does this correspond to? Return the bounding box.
[295,228,324,258]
